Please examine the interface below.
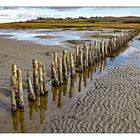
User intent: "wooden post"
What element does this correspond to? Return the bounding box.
[83,44,88,69]
[88,45,92,66]
[42,65,48,94]
[66,52,69,75]
[76,46,79,67]
[91,46,95,65]
[54,53,58,68]
[57,57,63,85]
[78,48,83,72]
[104,41,108,56]
[32,59,39,92]
[12,64,17,79]
[38,62,44,96]
[27,72,36,101]
[62,49,68,81]
[11,76,17,112]
[17,69,24,108]
[70,52,76,78]
[12,64,18,92]
[51,62,59,86]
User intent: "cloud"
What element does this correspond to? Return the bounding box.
[47,7,82,11]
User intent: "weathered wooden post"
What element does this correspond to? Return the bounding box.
[99,41,103,58]
[32,59,39,92]
[75,46,79,66]
[70,52,76,78]
[62,49,68,81]
[27,72,36,101]
[104,41,108,56]
[38,61,44,96]
[83,44,88,69]
[78,48,83,72]
[42,65,48,94]
[17,69,24,108]
[57,57,63,85]
[12,64,17,80]
[88,45,92,66]
[12,64,18,92]
[54,53,58,68]
[51,62,59,86]
[11,76,17,112]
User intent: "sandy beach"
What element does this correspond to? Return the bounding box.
[0,29,140,133]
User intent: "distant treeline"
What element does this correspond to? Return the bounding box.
[25,16,140,24]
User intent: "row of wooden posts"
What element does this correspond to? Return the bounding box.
[51,30,139,86]
[11,60,48,112]
[10,30,139,112]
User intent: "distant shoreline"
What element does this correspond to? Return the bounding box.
[1,16,140,29]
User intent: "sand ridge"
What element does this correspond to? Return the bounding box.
[49,65,140,133]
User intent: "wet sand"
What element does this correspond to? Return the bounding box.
[49,64,140,133]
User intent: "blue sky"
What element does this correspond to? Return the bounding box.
[0,7,140,23]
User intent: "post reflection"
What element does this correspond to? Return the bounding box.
[57,85,63,109]
[78,73,82,92]
[83,69,88,87]
[12,38,131,132]
[62,81,68,96]
[52,86,59,102]
[69,78,75,98]
[39,94,48,124]
[12,109,26,132]
[28,97,39,120]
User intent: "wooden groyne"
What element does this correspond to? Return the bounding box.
[10,30,139,112]
[50,30,139,86]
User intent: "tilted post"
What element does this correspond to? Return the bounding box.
[27,72,36,101]
[12,64,18,92]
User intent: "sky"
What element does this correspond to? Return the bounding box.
[0,7,140,23]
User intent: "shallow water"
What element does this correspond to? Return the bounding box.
[0,28,121,47]
[0,31,140,133]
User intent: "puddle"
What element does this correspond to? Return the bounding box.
[0,32,140,132]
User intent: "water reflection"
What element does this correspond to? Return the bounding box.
[69,78,75,98]
[78,73,82,92]
[12,109,26,132]
[11,40,131,132]
[39,95,48,124]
